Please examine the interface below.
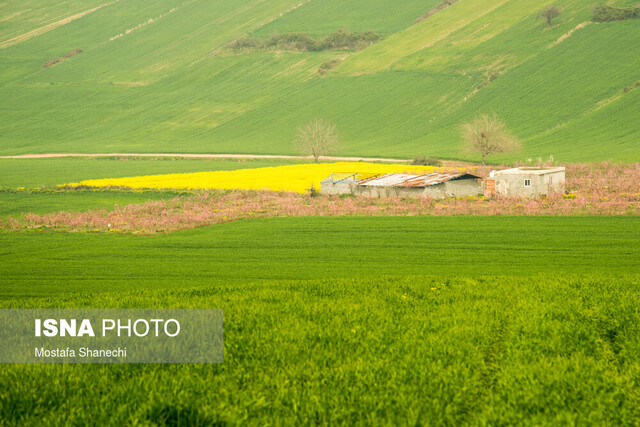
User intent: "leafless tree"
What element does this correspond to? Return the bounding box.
[541,5,561,26]
[461,113,520,165]
[295,118,339,162]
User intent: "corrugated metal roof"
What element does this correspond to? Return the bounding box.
[321,173,382,183]
[357,173,417,186]
[357,172,479,188]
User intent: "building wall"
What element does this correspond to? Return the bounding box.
[494,171,565,197]
[542,172,565,194]
[320,181,353,195]
[485,178,496,197]
[321,178,482,198]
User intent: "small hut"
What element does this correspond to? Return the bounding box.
[486,167,565,197]
[321,172,482,198]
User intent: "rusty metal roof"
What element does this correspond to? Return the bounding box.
[357,172,479,188]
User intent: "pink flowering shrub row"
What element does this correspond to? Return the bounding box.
[2,162,638,234]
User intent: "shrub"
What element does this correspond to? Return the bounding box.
[42,58,62,68]
[224,30,382,54]
[593,5,640,22]
[307,185,320,197]
[317,59,343,76]
[267,32,322,51]
[411,156,443,167]
[623,81,640,93]
[476,70,501,90]
[65,48,82,58]
[42,48,82,69]
[227,37,261,50]
[323,29,382,50]
[416,0,458,23]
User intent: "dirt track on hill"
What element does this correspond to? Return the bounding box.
[0,153,409,162]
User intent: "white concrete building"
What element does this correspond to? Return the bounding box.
[486,167,565,197]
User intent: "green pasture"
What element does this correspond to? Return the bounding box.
[1,0,640,161]
[1,216,639,424]
[1,216,639,296]
[0,157,305,188]
[0,188,189,217]
[251,0,442,37]
[0,157,305,216]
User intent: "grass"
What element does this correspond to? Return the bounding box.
[0,188,189,217]
[2,216,638,296]
[2,1,639,424]
[2,275,640,425]
[251,0,442,37]
[1,216,640,424]
[1,0,640,161]
[0,157,307,216]
[0,157,305,188]
[2,0,640,421]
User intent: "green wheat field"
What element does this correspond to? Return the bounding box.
[1,0,639,161]
[1,215,640,424]
[2,0,640,425]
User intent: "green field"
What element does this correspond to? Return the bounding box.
[0,157,307,216]
[1,0,639,161]
[1,216,639,424]
[2,216,640,295]
[0,188,188,217]
[0,157,305,188]
[2,0,640,423]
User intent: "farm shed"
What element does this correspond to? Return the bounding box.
[320,172,483,198]
[487,167,565,197]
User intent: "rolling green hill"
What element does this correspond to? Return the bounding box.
[1,0,639,162]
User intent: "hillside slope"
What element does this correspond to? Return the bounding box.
[0,0,638,162]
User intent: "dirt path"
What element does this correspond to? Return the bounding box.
[0,153,409,163]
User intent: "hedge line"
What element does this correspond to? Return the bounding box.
[225,29,382,53]
[593,5,640,22]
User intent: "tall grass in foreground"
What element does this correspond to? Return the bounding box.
[1,274,639,425]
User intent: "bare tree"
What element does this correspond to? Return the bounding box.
[461,113,520,165]
[295,118,339,162]
[541,5,561,26]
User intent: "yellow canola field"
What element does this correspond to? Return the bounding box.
[70,162,456,193]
